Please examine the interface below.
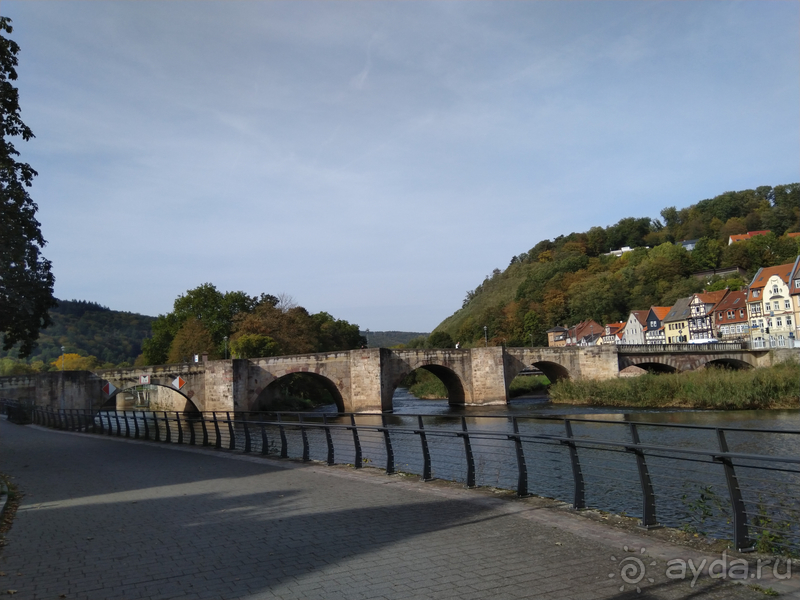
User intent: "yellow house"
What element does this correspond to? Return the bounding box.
[662,297,692,344]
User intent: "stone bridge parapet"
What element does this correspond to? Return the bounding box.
[1,346,795,414]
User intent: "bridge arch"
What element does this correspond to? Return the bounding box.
[703,358,754,370]
[394,364,466,407]
[253,372,345,413]
[104,383,201,414]
[529,361,571,383]
[624,361,678,374]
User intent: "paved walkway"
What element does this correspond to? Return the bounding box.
[0,419,789,600]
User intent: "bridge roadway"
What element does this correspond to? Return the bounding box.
[0,418,772,600]
[0,346,793,414]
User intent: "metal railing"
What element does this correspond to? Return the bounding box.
[618,342,745,352]
[5,400,800,556]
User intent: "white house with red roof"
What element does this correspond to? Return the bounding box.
[621,310,648,345]
[747,258,799,348]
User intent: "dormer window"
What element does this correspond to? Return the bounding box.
[795,280,800,289]
[753,290,760,298]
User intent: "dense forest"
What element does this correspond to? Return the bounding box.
[0,300,154,373]
[434,183,800,347]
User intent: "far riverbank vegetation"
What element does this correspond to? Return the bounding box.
[548,362,799,410]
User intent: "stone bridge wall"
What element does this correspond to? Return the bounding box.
[3,346,794,414]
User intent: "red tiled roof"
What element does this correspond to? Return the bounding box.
[729,230,771,244]
[629,310,648,326]
[696,289,728,309]
[650,306,671,321]
[748,262,796,301]
[713,290,748,324]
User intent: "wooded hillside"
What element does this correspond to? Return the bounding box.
[435,184,800,347]
[0,300,155,370]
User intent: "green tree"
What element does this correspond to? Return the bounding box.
[0,18,56,357]
[229,333,279,359]
[142,284,265,364]
[426,330,454,348]
[691,237,724,270]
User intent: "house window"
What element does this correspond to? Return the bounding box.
[777,317,783,327]
[753,290,760,298]
[773,301,780,310]
[778,336,786,347]
[796,280,800,288]
[785,300,791,309]
[773,285,779,294]
[739,309,745,318]
[788,317,793,326]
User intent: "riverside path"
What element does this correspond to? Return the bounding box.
[0,419,785,600]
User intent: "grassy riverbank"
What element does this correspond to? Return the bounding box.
[549,361,800,409]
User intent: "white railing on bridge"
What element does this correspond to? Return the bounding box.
[617,342,745,353]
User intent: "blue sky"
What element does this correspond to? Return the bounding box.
[4,1,799,332]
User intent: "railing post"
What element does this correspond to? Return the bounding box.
[212,412,222,449]
[175,412,183,444]
[381,414,395,474]
[163,411,171,443]
[277,414,288,458]
[715,429,752,552]
[562,419,586,509]
[152,411,161,442]
[323,415,334,465]
[123,411,130,438]
[133,411,140,438]
[189,415,197,445]
[68,410,76,431]
[417,416,432,481]
[114,411,122,437]
[243,417,251,453]
[350,414,362,468]
[259,422,268,455]
[510,417,529,497]
[627,423,659,528]
[299,414,310,461]
[142,410,150,440]
[201,413,209,446]
[226,412,235,450]
[105,412,113,436]
[459,416,476,488]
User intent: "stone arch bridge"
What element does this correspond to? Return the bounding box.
[0,346,793,414]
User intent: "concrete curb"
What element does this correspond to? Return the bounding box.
[0,480,8,522]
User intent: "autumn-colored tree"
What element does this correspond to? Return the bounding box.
[166,318,216,364]
[50,353,98,371]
